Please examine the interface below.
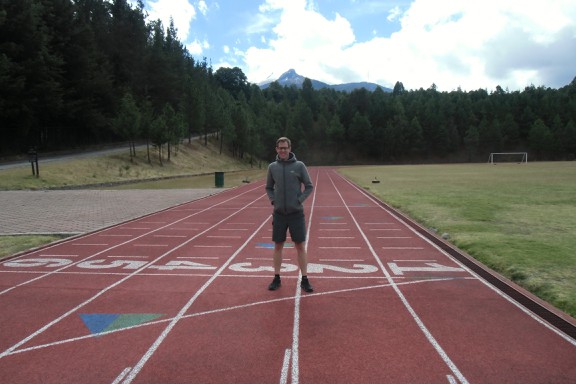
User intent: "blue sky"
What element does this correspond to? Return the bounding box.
[132,0,576,91]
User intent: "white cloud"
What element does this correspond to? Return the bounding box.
[147,0,196,41]
[197,0,208,16]
[187,39,209,55]
[240,0,576,91]
[387,6,402,22]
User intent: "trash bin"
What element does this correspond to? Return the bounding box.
[215,172,224,188]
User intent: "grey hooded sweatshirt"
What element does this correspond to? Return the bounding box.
[265,152,313,215]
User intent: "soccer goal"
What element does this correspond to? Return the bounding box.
[488,152,528,164]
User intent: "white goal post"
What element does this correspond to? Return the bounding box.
[488,152,528,164]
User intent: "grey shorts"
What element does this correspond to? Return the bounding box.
[272,212,306,243]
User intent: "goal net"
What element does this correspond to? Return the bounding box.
[488,152,528,164]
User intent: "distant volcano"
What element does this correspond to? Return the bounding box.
[258,69,391,92]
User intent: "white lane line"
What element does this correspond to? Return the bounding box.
[132,244,169,247]
[289,170,319,384]
[280,349,291,384]
[177,256,220,260]
[121,199,270,384]
[38,254,79,258]
[121,227,151,230]
[290,276,302,384]
[108,255,150,259]
[112,367,132,384]
[193,245,232,248]
[332,173,470,384]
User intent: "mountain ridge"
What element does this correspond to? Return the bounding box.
[258,69,391,93]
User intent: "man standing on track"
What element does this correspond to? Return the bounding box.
[265,137,314,292]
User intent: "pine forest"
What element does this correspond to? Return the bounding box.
[1,0,576,164]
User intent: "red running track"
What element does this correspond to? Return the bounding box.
[1,168,575,383]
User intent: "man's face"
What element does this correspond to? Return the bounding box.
[276,142,290,160]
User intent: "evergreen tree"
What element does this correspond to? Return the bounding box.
[214,66,249,99]
[528,119,553,159]
[501,113,520,147]
[560,120,576,159]
[326,114,344,161]
[349,112,373,154]
[112,92,141,159]
[392,81,405,97]
[464,125,480,162]
[0,0,65,151]
[301,77,317,118]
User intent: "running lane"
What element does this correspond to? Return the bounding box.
[0,168,574,383]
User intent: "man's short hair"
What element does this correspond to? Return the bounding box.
[276,137,291,147]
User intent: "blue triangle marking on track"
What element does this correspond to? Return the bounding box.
[80,314,120,335]
[80,313,164,335]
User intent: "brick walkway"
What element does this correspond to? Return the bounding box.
[0,189,219,235]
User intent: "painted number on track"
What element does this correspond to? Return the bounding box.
[4,259,378,274]
[229,262,378,274]
[387,262,465,275]
[148,261,216,270]
[3,258,73,268]
[78,260,148,269]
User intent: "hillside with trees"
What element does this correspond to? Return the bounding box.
[1,0,575,164]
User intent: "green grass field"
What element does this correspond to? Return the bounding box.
[339,162,576,317]
[1,150,575,318]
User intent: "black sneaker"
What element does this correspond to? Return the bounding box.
[268,277,281,290]
[300,279,314,293]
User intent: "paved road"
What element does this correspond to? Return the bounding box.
[0,189,219,235]
[0,146,141,170]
